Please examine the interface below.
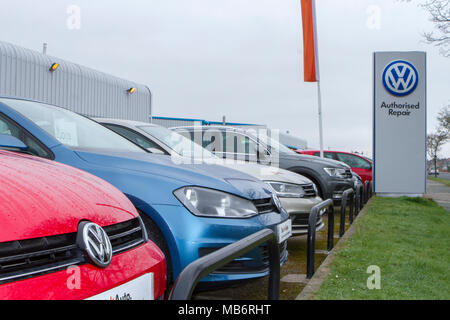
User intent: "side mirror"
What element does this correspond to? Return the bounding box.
[0,134,27,151]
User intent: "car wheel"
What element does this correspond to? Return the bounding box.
[139,211,173,285]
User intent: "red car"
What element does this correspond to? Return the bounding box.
[297,150,373,184]
[0,148,166,300]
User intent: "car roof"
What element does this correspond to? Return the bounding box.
[303,150,368,156]
[93,117,158,128]
[170,125,246,133]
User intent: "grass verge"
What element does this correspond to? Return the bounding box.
[428,177,450,187]
[314,196,449,300]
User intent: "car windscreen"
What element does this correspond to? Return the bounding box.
[138,125,217,159]
[1,99,145,153]
[246,130,297,155]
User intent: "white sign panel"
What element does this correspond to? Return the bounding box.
[86,273,154,300]
[373,51,426,196]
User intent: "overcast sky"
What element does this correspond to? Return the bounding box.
[0,0,449,158]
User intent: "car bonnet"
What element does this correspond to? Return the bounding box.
[280,152,351,168]
[0,150,138,242]
[74,150,274,200]
[221,161,313,185]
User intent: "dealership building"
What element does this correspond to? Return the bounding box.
[0,40,152,122]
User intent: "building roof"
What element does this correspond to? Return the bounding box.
[0,40,151,121]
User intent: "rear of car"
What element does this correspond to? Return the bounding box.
[0,150,166,300]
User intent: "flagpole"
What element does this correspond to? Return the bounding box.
[317,80,324,158]
[300,0,323,158]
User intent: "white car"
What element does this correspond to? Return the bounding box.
[428,168,439,176]
[95,118,325,236]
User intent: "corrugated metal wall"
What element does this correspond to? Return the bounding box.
[0,41,151,121]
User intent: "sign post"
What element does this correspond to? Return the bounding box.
[373,51,427,196]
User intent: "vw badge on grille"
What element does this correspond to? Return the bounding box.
[77,221,113,268]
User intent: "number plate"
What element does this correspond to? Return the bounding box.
[87,273,154,300]
[276,219,292,243]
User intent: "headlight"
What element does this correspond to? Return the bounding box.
[324,167,348,179]
[265,181,305,198]
[174,187,258,218]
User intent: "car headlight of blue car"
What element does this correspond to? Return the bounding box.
[174,187,259,218]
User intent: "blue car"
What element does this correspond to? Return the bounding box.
[0,97,291,284]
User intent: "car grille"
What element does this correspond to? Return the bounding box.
[292,212,323,229]
[301,183,317,198]
[0,217,146,285]
[252,198,278,214]
[104,218,146,255]
[199,240,288,274]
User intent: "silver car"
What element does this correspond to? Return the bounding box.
[95,118,325,235]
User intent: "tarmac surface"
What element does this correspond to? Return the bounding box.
[435,172,450,180]
[426,178,450,211]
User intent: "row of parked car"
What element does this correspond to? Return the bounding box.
[0,96,372,299]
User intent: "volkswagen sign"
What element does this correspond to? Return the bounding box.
[382,60,419,97]
[77,221,113,268]
[373,51,426,196]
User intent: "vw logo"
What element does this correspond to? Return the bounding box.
[382,60,419,97]
[77,222,113,268]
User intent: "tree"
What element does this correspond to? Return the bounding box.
[400,0,450,57]
[422,0,450,57]
[437,104,450,137]
[427,131,448,176]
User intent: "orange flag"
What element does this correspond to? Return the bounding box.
[300,0,319,82]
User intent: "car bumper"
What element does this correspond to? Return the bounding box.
[327,179,355,201]
[0,242,166,300]
[151,204,290,283]
[280,196,324,236]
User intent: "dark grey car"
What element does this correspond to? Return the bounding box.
[172,126,355,201]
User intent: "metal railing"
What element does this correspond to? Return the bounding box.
[364,180,373,204]
[306,199,334,279]
[168,228,280,300]
[354,183,363,218]
[339,188,354,237]
[305,182,372,280]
